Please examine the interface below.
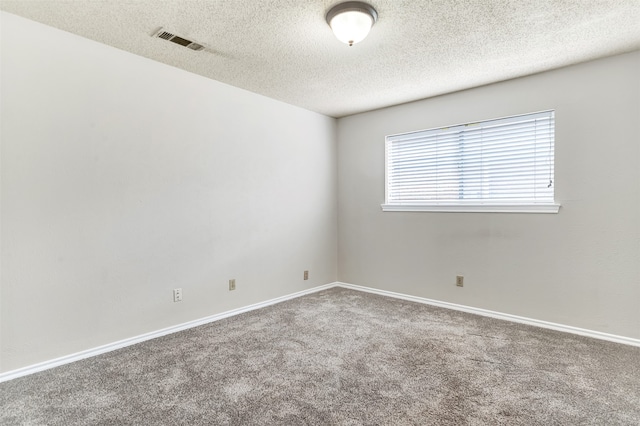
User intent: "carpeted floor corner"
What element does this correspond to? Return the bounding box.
[1,287,639,425]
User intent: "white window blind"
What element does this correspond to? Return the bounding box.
[383,110,559,213]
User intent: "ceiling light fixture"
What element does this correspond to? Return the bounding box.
[326,1,378,46]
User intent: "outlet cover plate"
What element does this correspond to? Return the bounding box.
[173,288,183,302]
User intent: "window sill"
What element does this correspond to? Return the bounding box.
[380,203,561,213]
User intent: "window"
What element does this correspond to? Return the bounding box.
[383,110,559,213]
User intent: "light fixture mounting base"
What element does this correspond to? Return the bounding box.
[326,1,378,26]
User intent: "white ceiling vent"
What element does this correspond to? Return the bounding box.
[152,28,205,51]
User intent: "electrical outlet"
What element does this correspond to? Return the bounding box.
[456,276,464,287]
[173,288,183,302]
[304,270,309,280]
[229,279,236,291]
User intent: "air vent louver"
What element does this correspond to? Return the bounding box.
[152,28,205,51]
[157,31,173,40]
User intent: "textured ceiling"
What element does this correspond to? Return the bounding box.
[1,0,639,117]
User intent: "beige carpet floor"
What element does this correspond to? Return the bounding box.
[1,287,639,425]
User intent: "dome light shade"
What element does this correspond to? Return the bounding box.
[326,2,378,46]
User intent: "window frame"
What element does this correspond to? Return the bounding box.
[382,111,560,214]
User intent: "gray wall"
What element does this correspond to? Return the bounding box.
[1,13,337,372]
[337,51,640,339]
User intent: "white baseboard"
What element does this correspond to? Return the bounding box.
[0,283,337,383]
[336,282,640,348]
[3,280,638,383]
